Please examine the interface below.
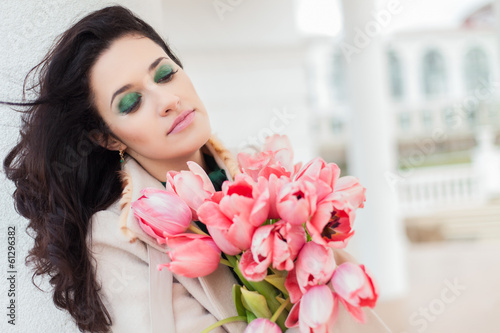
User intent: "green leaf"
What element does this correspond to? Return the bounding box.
[225,255,255,291]
[232,285,246,317]
[226,255,288,331]
[276,296,293,312]
[200,316,247,333]
[240,287,272,319]
[264,274,288,297]
[246,310,257,323]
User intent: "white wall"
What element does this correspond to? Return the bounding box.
[0,1,167,332]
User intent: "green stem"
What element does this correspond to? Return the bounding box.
[226,255,288,331]
[270,298,290,323]
[226,255,256,292]
[188,224,208,236]
[200,316,247,333]
[304,223,312,242]
[219,258,232,267]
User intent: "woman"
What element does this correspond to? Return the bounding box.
[3,5,391,333]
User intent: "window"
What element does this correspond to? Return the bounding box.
[331,52,347,103]
[421,109,433,131]
[464,47,490,94]
[399,112,411,131]
[388,50,404,100]
[422,50,448,98]
[330,118,344,135]
[442,107,458,128]
[463,102,478,127]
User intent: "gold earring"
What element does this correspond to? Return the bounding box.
[119,149,125,163]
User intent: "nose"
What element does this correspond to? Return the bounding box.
[152,87,180,117]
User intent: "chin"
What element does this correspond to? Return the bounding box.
[185,125,212,152]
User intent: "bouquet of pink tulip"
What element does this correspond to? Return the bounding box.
[131,135,378,333]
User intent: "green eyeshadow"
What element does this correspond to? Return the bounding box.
[118,92,141,114]
[154,64,174,83]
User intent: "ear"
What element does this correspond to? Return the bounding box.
[88,130,126,151]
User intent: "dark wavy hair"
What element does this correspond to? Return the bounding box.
[2,6,182,332]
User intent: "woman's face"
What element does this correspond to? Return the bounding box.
[90,34,211,169]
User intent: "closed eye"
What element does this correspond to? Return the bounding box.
[118,92,141,114]
[154,64,179,84]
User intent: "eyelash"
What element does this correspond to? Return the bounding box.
[119,68,180,114]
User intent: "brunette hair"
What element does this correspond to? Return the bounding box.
[2,6,182,332]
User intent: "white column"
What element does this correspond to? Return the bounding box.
[496,0,500,87]
[472,125,500,200]
[340,0,408,300]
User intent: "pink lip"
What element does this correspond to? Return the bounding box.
[167,110,195,135]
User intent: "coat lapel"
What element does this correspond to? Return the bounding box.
[119,142,245,333]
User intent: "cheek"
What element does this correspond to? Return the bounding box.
[111,117,156,147]
[177,73,202,101]
[121,128,151,145]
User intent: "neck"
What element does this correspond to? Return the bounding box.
[130,149,208,183]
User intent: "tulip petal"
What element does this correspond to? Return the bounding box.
[300,285,334,329]
[131,188,192,240]
[244,318,282,333]
[330,262,378,316]
[285,301,301,328]
[197,201,233,229]
[187,161,216,193]
[284,267,303,304]
[339,298,366,323]
[239,250,270,281]
[163,235,220,278]
[207,226,241,255]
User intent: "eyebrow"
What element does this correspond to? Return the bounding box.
[109,56,168,108]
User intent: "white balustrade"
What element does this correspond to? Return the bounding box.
[396,164,483,216]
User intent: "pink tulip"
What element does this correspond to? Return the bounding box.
[239,221,306,281]
[239,249,269,281]
[197,174,270,255]
[265,173,289,220]
[262,134,294,173]
[292,242,336,295]
[272,221,306,271]
[328,176,366,210]
[237,134,300,181]
[131,188,192,245]
[238,150,292,181]
[165,161,215,220]
[330,262,379,323]
[338,298,366,323]
[236,150,272,179]
[285,285,338,332]
[306,176,366,249]
[306,200,355,249]
[284,265,303,304]
[222,173,270,227]
[276,178,317,225]
[294,157,341,202]
[239,225,274,281]
[158,233,221,278]
[244,318,281,333]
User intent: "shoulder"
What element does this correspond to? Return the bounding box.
[87,197,148,264]
[88,201,153,332]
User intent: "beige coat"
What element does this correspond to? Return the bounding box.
[87,141,393,333]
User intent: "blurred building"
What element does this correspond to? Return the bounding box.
[308,2,500,242]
